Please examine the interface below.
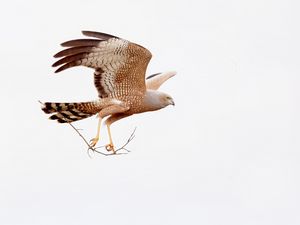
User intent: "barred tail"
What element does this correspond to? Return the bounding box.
[41,101,101,123]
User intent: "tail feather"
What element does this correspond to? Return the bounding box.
[41,101,100,123]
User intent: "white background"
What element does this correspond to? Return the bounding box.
[0,0,299,224]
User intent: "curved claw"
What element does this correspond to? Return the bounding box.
[105,144,116,154]
[90,137,99,147]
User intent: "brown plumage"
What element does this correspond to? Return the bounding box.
[41,31,176,153]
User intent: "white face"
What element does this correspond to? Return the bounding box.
[159,93,175,107]
[143,90,175,111]
[164,94,175,106]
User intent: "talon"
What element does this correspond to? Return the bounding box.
[105,144,116,154]
[90,137,99,147]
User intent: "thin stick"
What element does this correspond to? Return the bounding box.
[68,122,136,156]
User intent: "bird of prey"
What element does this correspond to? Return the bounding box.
[41,31,176,153]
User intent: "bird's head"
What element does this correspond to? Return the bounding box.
[144,90,175,111]
[160,93,175,107]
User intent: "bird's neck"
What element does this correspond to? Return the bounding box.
[143,90,164,112]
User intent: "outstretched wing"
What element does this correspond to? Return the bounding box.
[52,31,152,98]
[146,71,176,90]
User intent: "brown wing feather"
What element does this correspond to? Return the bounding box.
[61,39,101,47]
[54,62,78,73]
[52,53,90,67]
[54,46,97,58]
[52,31,152,97]
[82,31,119,40]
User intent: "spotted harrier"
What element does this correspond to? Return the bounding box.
[41,31,176,153]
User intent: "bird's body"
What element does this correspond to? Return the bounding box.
[41,31,175,152]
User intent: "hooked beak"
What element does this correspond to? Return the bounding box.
[170,99,175,106]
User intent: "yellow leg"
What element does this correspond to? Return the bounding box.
[105,124,116,153]
[90,117,102,147]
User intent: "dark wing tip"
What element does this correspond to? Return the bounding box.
[146,73,162,80]
[52,31,119,73]
[53,50,67,58]
[81,31,119,40]
[52,52,87,68]
[60,39,100,47]
[52,58,68,67]
[53,46,95,58]
[54,64,70,73]
[53,52,61,58]
[53,61,78,73]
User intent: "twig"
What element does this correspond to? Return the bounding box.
[68,122,136,157]
[96,127,136,153]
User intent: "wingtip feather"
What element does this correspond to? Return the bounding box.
[81,30,118,40]
[166,71,177,77]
